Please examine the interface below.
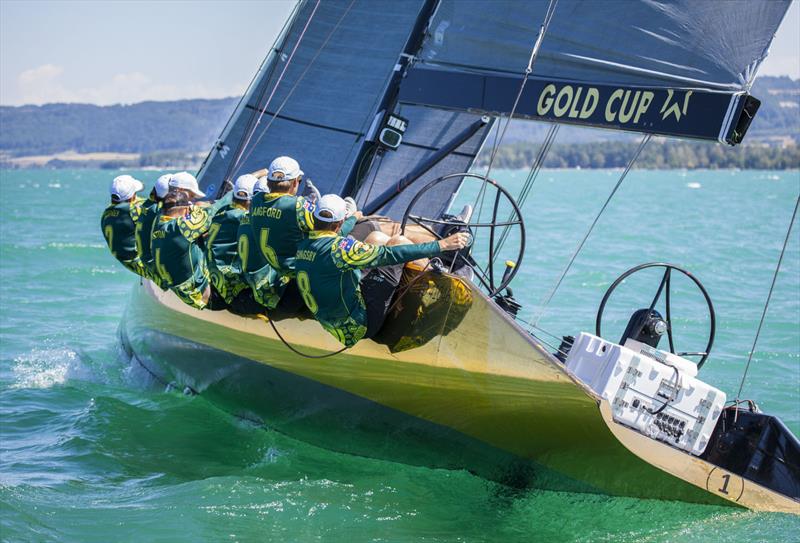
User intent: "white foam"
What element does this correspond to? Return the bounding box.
[686,182,701,189]
[11,348,82,389]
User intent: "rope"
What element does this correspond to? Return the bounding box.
[232,0,356,178]
[735,191,799,403]
[483,0,559,181]
[257,259,431,359]
[227,0,323,179]
[532,133,652,326]
[257,314,347,359]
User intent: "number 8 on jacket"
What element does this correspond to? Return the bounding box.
[296,271,318,313]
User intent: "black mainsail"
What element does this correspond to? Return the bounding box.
[197,0,791,218]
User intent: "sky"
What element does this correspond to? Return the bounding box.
[0,0,798,107]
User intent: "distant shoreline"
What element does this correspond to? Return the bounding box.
[2,141,797,171]
[1,76,797,171]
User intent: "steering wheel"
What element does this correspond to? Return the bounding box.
[595,262,716,369]
[400,173,525,297]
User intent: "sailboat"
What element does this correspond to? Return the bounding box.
[120,0,799,513]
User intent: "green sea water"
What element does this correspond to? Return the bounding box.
[1,168,798,542]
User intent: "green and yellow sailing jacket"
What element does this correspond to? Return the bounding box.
[248,192,316,276]
[235,213,283,309]
[150,193,231,309]
[206,200,249,302]
[101,196,147,276]
[134,196,166,288]
[294,232,441,347]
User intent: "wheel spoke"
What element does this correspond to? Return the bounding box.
[649,267,669,310]
[408,215,444,239]
[596,263,715,370]
[409,215,520,227]
[401,172,525,298]
[665,268,675,354]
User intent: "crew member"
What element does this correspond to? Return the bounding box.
[206,174,258,304]
[150,174,232,310]
[236,177,283,309]
[135,173,172,288]
[101,174,147,277]
[168,171,208,202]
[294,194,470,347]
[248,156,321,308]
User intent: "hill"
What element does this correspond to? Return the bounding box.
[0,77,797,169]
[0,98,237,157]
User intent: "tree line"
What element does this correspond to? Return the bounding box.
[475,141,800,170]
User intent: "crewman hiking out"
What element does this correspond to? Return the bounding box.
[206,174,258,305]
[168,171,209,202]
[101,174,148,278]
[135,173,172,289]
[150,173,232,310]
[248,156,322,311]
[294,194,471,347]
[236,176,284,310]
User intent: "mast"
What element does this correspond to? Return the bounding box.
[341,0,440,198]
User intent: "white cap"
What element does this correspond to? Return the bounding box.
[268,156,303,181]
[110,175,144,202]
[313,194,347,222]
[233,174,258,200]
[168,171,205,198]
[254,176,270,194]
[154,174,172,199]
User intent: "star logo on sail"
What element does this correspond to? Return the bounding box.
[660,90,693,122]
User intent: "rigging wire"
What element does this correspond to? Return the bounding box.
[469,0,558,281]
[227,0,323,180]
[257,314,348,359]
[511,314,574,359]
[202,0,301,183]
[483,0,559,181]
[532,133,652,327]
[514,315,565,344]
[492,123,560,262]
[387,261,433,313]
[232,0,357,178]
[734,191,799,405]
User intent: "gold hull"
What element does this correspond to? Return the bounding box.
[121,274,798,514]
